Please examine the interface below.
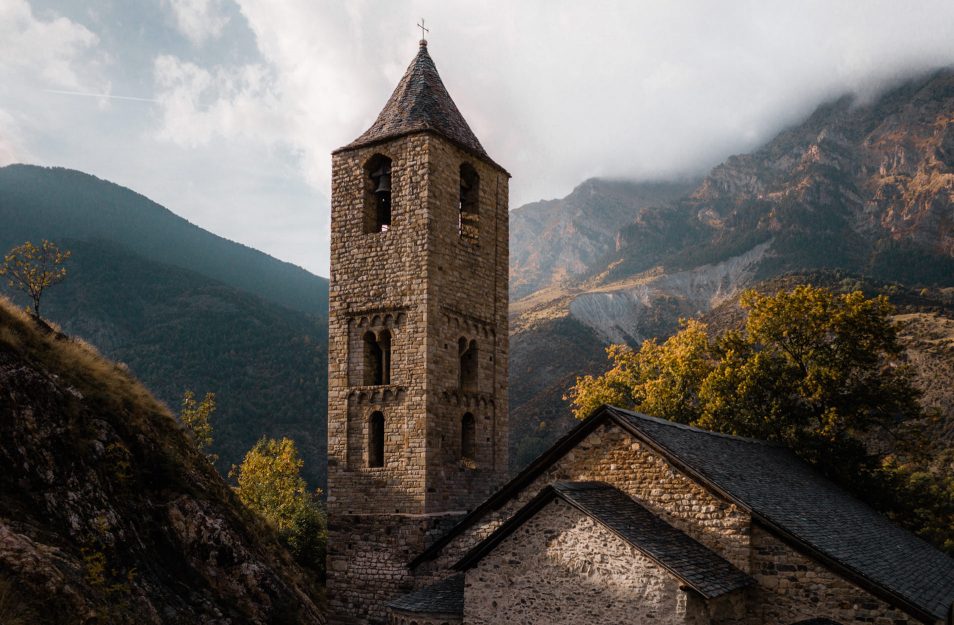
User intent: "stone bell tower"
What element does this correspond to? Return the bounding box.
[326,39,509,624]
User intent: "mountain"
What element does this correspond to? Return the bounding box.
[510,178,695,299]
[508,68,954,465]
[0,298,324,624]
[0,165,328,315]
[0,166,328,486]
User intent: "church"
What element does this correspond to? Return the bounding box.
[325,38,954,625]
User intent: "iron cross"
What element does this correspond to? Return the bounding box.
[417,18,429,40]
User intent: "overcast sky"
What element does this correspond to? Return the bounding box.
[2,1,954,277]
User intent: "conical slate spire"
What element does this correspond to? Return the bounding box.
[342,42,490,160]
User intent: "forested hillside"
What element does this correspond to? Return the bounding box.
[0,165,328,315]
[0,167,329,485]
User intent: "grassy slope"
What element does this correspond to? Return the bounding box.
[3,239,328,486]
[0,296,324,624]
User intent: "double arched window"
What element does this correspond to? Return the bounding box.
[362,330,391,385]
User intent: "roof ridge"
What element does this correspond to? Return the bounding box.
[608,406,785,447]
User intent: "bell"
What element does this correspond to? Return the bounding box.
[374,173,391,194]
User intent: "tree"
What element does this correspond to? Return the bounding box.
[180,390,217,463]
[566,319,713,424]
[0,240,71,319]
[230,437,326,577]
[569,286,919,451]
[568,285,953,551]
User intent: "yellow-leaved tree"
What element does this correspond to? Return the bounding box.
[180,390,217,463]
[0,240,71,319]
[230,437,326,578]
[567,284,953,552]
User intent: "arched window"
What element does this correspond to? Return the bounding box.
[461,412,476,461]
[458,163,479,239]
[364,154,392,233]
[369,411,385,468]
[458,338,478,393]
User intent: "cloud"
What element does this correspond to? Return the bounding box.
[158,0,954,209]
[0,109,30,166]
[0,0,100,89]
[167,0,230,46]
[153,55,286,147]
[12,1,954,277]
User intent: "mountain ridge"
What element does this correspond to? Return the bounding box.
[0,164,329,316]
[507,67,954,465]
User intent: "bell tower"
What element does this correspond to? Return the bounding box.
[326,39,509,624]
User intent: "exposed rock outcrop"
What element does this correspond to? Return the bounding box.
[0,299,325,624]
[508,68,954,466]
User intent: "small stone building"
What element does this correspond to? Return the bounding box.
[401,407,954,625]
[326,40,954,625]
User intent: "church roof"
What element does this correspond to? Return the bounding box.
[337,41,506,173]
[386,573,464,616]
[454,481,753,599]
[413,406,954,624]
[611,408,954,623]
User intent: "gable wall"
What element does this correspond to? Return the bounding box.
[462,498,713,625]
[418,421,751,581]
[745,524,922,625]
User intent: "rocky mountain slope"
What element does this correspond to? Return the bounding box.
[0,167,329,486]
[0,297,324,624]
[508,68,954,465]
[510,178,694,299]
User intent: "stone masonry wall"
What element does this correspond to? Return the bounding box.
[388,610,462,625]
[745,524,918,625]
[418,421,751,584]
[328,513,465,624]
[328,134,434,623]
[328,132,510,624]
[463,498,713,625]
[425,136,509,514]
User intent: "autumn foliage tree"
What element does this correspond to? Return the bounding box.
[180,390,217,463]
[569,286,919,450]
[230,437,326,578]
[0,240,71,319]
[568,285,953,551]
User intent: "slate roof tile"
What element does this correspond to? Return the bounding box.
[551,481,754,598]
[386,573,464,616]
[339,41,505,173]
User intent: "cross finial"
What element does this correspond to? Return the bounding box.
[417,18,429,44]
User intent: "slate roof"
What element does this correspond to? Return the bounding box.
[455,481,753,599]
[386,573,464,616]
[339,41,506,173]
[413,405,954,623]
[608,407,954,623]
